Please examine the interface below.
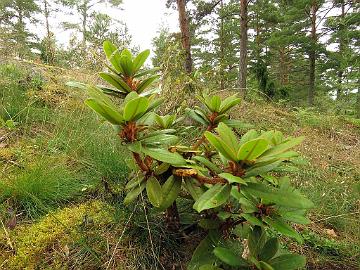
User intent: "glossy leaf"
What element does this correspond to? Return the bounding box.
[84,99,123,125]
[204,132,237,161]
[260,137,305,158]
[119,54,134,76]
[219,94,241,114]
[184,179,205,201]
[142,147,186,166]
[123,97,149,121]
[213,247,248,267]
[193,183,231,212]
[269,254,306,270]
[210,96,221,112]
[125,175,145,190]
[248,226,266,257]
[99,72,132,92]
[237,138,269,161]
[239,129,259,145]
[259,238,279,261]
[193,156,222,174]
[146,176,163,207]
[136,75,159,93]
[242,182,314,209]
[160,176,182,209]
[188,235,217,270]
[123,182,146,204]
[133,49,150,73]
[216,123,239,152]
[263,216,303,243]
[186,108,209,125]
[103,40,123,73]
[219,173,247,185]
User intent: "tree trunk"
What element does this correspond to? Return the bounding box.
[337,0,345,100]
[176,0,192,75]
[80,0,89,50]
[43,0,54,64]
[308,1,317,106]
[239,0,248,97]
[44,0,50,39]
[219,0,225,90]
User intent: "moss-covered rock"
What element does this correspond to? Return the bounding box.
[1,200,119,269]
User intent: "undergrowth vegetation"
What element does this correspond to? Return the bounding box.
[0,51,359,269]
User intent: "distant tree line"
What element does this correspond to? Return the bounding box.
[159,0,359,117]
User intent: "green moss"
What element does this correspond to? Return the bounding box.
[3,200,115,269]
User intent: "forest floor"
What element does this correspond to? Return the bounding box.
[0,61,359,269]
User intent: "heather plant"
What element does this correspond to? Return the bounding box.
[68,41,314,270]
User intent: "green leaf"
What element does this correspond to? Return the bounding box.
[259,238,279,261]
[184,179,205,200]
[260,137,305,158]
[159,176,182,209]
[125,175,145,190]
[193,184,231,212]
[103,40,123,73]
[239,129,259,145]
[269,254,306,270]
[186,109,209,125]
[142,147,186,166]
[145,97,164,113]
[84,99,124,125]
[219,94,241,114]
[219,173,247,185]
[98,86,127,98]
[123,97,149,121]
[241,213,263,226]
[133,49,150,73]
[263,216,303,243]
[188,236,217,270]
[245,161,282,177]
[242,182,314,209]
[199,264,223,270]
[146,176,163,207]
[248,226,266,257]
[213,247,248,267]
[210,96,221,112]
[154,163,170,175]
[141,134,179,147]
[259,261,274,270]
[256,151,299,163]
[204,132,237,161]
[123,182,146,204]
[279,210,311,225]
[193,156,222,174]
[99,72,133,92]
[134,67,160,78]
[119,54,134,76]
[136,75,159,93]
[237,138,269,161]
[216,123,239,152]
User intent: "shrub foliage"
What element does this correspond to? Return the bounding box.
[68,41,314,270]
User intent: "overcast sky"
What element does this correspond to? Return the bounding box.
[32,0,179,53]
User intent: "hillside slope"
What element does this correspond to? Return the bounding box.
[1,62,359,269]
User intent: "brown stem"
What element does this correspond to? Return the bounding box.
[192,125,213,150]
[165,201,181,232]
[194,174,227,185]
[132,152,149,172]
